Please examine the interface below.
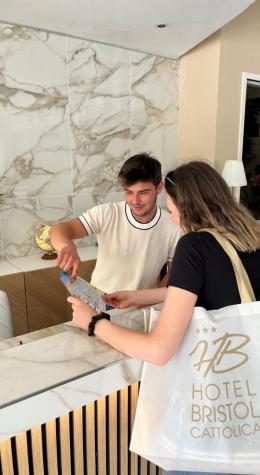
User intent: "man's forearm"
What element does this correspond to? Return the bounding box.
[49,223,75,251]
[50,219,87,251]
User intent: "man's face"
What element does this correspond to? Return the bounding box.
[123,180,163,220]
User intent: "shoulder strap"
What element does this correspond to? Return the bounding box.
[199,229,256,303]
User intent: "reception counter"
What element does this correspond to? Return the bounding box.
[0,307,144,441]
[0,306,162,475]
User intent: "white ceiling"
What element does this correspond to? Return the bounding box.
[0,0,255,58]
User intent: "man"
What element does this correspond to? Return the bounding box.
[50,153,180,293]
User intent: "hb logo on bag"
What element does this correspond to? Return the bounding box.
[189,331,250,377]
[130,235,260,472]
[188,327,260,441]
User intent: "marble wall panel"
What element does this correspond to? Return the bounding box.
[0,24,71,199]
[67,39,131,195]
[0,217,4,259]
[130,52,179,174]
[73,191,124,212]
[1,195,72,259]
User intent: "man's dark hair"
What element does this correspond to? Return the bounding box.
[118,153,162,186]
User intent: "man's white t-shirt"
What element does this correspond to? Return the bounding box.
[79,201,180,293]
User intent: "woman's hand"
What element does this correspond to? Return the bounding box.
[67,296,97,330]
[103,287,167,309]
[103,291,136,309]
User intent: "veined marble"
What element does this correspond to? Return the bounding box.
[0,217,4,260]
[0,307,144,440]
[131,52,179,175]
[67,39,131,196]
[0,321,74,351]
[0,23,179,259]
[0,25,71,198]
[0,258,20,276]
[0,307,144,408]
[1,195,73,259]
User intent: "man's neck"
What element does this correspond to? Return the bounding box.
[131,206,157,224]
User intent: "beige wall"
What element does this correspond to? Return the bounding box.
[177,32,220,165]
[177,0,260,172]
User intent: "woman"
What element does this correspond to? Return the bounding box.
[68,161,260,475]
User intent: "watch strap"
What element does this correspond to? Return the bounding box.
[88,312,111,336]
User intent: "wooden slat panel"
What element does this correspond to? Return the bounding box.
[108,392,117,475]
[150,462,157,475]
[31,426,44,475]
[130,383,138,475]
[0,439,14,475]
[140,457,148,475]
[97,398,106,475]
[15,433,30,475]
[120,387,128,475]
[73,408,84,475]
[59,413,71,475]
[85,402,96,475]
[0,382,162,475]
[46,419,58,475]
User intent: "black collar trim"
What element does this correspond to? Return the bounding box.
[125,203,161,230]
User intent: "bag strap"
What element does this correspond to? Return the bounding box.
[199,228,256,303]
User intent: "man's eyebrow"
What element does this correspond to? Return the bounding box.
[124,187,151,192]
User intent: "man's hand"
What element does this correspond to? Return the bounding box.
[68,296,96,330]
[56,243,81,282]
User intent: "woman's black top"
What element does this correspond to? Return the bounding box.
[168,232,260,310]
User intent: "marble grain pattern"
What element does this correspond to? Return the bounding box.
[67,39,131,196]
[1,195,73,259]
[0,307,144,408]
[131,52,179,174]
[0,23,179,259]
[0,25,70,198]
[0,321,74,351]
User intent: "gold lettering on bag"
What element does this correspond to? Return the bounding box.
[189,332,250,378]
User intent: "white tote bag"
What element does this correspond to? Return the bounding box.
[130,231,260,474]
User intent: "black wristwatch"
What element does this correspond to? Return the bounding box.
[88,312,111,336]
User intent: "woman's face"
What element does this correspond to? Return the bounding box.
[166,194,180,224]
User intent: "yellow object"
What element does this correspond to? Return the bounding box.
[35,225,54,253]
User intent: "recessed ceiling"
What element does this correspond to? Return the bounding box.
[0,0,255,58]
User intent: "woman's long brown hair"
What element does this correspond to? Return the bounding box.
[165,161,260,251]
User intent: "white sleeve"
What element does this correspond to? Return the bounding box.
[78,203,112,236]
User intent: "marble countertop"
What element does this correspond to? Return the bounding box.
[0,307,143,409]
[0,245,98,275]
[0,307,145,440]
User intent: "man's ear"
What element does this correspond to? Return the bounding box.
[156,180,164,194]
